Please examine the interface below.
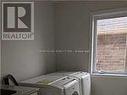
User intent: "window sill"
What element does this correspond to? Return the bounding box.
[92,73,127,77]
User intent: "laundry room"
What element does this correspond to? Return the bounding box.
[0,0,127,95]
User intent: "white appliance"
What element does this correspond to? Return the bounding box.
[20,75,80,95]
[48,76,80,95]
[20,75,64,86]
[47,71,91,95]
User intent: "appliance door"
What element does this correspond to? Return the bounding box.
[64,80,80,95]
[72,91,79,95]
[30,92,39,95]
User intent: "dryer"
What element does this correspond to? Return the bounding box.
[69,72,91,95]
[49,76,80,95]
[47,71,91,95]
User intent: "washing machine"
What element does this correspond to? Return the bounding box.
[20,74,64,86]
[20,75,81,95]
[47,71,91,95]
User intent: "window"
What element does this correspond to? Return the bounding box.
[92,10,127,75]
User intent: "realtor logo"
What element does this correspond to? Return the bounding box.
[2,2,34,40]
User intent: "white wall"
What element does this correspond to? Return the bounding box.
[55,2,90,71]
[1,1,56,81]
[55,1,127,95]
[92,76,127,95]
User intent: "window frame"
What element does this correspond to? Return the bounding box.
[91,9,127,76]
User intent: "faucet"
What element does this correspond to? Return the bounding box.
[2,74,19,86]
